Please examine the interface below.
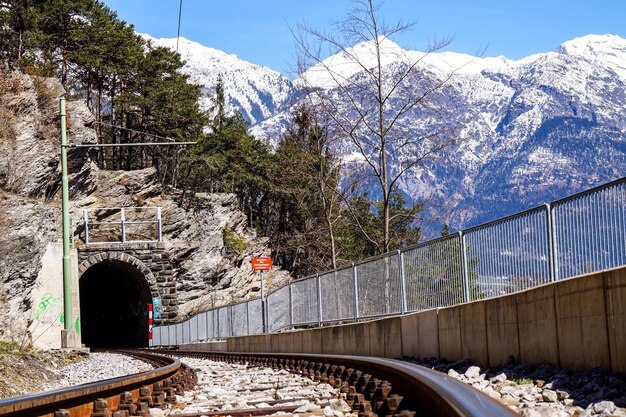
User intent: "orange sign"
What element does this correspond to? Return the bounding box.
[252,257,272,270]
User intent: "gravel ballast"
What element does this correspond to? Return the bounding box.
[42,352,154,391]
[153,357,351,417]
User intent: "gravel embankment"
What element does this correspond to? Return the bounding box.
[406,358,626,417]
[42,352,154,391]
[0,350,154,399]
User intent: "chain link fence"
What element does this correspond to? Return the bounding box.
[153,177,626,346]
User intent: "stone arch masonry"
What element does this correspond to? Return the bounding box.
[77,243,177,322]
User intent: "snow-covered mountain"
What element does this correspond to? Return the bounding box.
[150,33,626,235]
[142,34,296,125]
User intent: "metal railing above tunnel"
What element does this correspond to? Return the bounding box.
[152,176,626,346]
[83,207,163,245]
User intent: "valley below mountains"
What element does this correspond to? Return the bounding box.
[147,33,626,235]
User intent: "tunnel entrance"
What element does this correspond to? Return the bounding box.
[79,259,152,348]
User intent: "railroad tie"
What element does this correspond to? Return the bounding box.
[152,381,166,407]
[356,373,372,394]
[117,391,137,416]
[172,376,186,395]
[378,394,403,417]
[346,385,358,407]
[365,378,381,400]
[348,369,362,387]
[358,399,375,417]
[163,378,177,402]
[138,386,154,407]
[393,410,416,417]
[91,398,111,417]
[132,399,151,417]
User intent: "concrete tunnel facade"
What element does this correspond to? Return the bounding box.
[78,253,159,348]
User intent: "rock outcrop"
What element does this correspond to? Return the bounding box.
[0,70,289,344]
[0,71,94,343]
[71,167,290,319]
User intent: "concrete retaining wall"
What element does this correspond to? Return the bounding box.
[181,341,228,352]
[226,267,626,373]
[28,243,81,349]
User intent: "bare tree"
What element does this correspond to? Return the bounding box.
[294,0,461,253]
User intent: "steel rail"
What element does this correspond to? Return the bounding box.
[0,351,182,417]
[163,350,519,417]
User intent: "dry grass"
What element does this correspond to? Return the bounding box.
[0,108,16,144]
[32,76,55,107]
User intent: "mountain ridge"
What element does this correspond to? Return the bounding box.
[147,33,626,236]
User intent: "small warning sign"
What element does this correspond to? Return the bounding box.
[251,257,272,270]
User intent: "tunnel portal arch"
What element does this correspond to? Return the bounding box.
[78,253,158,348]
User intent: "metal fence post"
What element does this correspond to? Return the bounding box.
[246,301,250,335]
[352,262,359,321]
[83,210,90,244]
[206,310,211,340]
[288,281,294,328]
[546,203,558,281]
[260,270,266,334]
[398,250,407,314]
[317,274,323,326]
[120,207,126,243]
[227,307,232,337]
[216,309,220,339]
[459,231,471,303]
[157,207,162,242]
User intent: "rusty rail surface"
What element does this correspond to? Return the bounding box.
[0,350,193,417]
[159,350,519,417]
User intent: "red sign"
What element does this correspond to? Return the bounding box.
[252,257,272,270]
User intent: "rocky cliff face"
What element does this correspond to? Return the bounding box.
[0,71,93,343]
[0,70,288,344]
[71,167,290,319]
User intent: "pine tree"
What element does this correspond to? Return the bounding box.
[111,43,207,178]
[35,0,95,85]
[181,77,271,223]
[265,104,342,276]
[0,0,40,68]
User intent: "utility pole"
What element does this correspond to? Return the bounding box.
[60,97,76,348]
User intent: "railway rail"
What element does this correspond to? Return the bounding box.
[160,350,519,417]
[0,349,518,417]
[0,350,195,417]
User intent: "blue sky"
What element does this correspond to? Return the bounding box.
[102,0,626,77]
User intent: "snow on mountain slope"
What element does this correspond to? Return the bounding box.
[254,34,626,234]
[142,34,296,125]
[145,32,626,235]
[557,34,626,79]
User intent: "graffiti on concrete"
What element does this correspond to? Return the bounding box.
[35,293,81,335]
[35,293,62,321]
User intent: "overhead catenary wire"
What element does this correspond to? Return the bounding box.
[71,142,197,148]
[96,121,179,142]
[176,0,183,53]
[74,121,197,148]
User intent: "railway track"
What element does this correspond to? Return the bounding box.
[0,349,518,417]
[159,350,519,417]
